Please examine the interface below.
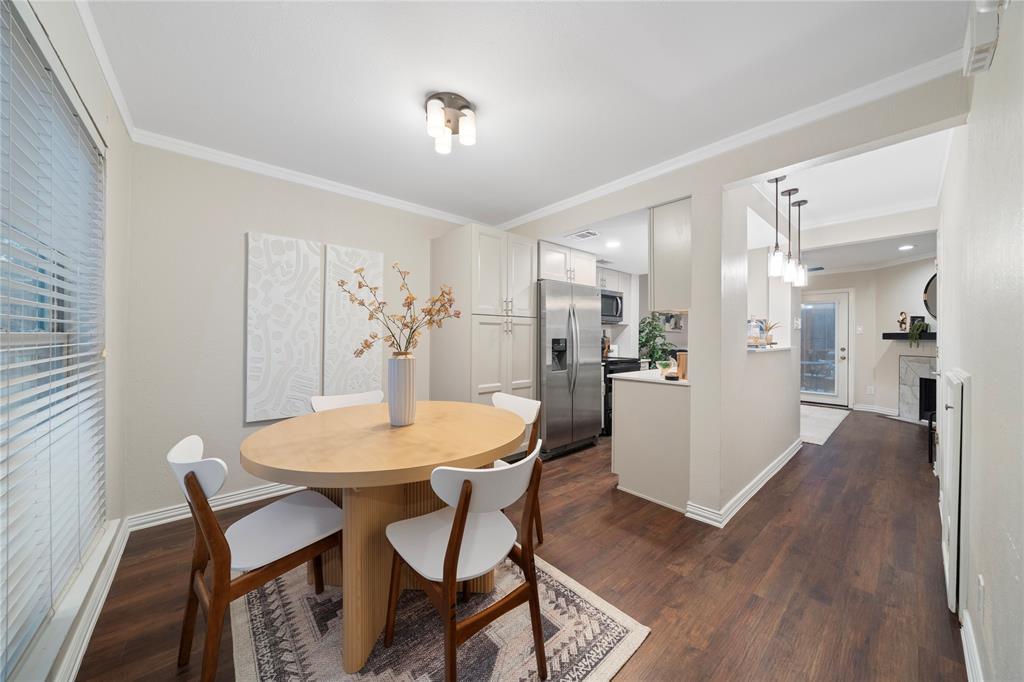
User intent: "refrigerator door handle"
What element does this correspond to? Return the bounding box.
[570,303,580,395]
[567,305,576,394]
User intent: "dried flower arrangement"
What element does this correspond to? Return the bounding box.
[337,261,461,357]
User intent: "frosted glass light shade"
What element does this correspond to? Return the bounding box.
[769,247,785,277]
[434,126,452,154]
[426,98,445,138]
[794,263,808,287]
[458,109,476,146]
[783,256,798,283]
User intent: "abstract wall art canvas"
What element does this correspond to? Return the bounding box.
[324,244,384,397]
[245,232,323,422]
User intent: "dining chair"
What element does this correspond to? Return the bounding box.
[310,389,384,412]
[490,392,544,545]
[168,435,344,682]
[383,440,547,682]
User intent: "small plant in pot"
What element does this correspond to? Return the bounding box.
[907,319,929,348]
[338,262,460,426]
[639,313,674,368]
[760,320,781,346]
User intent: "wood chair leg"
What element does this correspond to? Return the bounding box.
[384,550,403,646]
[176,572,200,667]
[461,580,471,603]
[444,605,458,682]
[533,495,544,546]
[199,596,228,682]
[526,563,548,680]
[312,554,325,594]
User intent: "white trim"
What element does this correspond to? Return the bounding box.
[127,481,303,531]
[800,288,856,408]
[853,402,900,417]
[74,0,134,133]
[497,50,963,230]
[801,198,940,230]
[960,610,984,682]
[10,519,128,681]
[615,486,687,515]
[685,439,803,528]
[131,129,470,225]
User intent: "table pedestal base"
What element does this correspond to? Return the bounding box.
[313,481,494,673]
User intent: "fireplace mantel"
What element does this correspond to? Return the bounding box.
[883,332,937,341]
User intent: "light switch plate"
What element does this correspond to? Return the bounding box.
[856,325,864,335]
[793,317,802,330]
[866,385,875,396]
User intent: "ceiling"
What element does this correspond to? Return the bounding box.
[758,128,954,229]
[548,209,649,275]
[87,2,968,225]
[803,232,936,272]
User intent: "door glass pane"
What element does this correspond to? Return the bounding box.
[801,303,836,395]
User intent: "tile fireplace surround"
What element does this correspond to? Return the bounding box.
[898,355,937,421]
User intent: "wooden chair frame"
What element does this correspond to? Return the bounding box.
[523,419,544,545]
[177,472,341,682]
[384,458,548,682]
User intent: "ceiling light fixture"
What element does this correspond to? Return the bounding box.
[767,176,786,277]
[606,240,621,248]
[424,92,476,154]
[898,244,915,251]
[793,199,808,287]
[781,187,800,283]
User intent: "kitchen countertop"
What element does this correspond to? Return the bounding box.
[610,368,690,386]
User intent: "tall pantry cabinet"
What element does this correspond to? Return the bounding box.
[430,224,538,405]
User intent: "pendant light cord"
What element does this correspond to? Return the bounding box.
[786,194,793,258]
[774,182,780,250]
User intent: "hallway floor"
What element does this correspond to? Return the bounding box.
[78,411,965,680]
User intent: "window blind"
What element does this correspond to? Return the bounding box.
[0,3,106,678]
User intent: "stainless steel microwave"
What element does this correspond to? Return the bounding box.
[601,289,623,324]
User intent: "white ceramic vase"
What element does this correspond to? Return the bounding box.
[387,353,416,426]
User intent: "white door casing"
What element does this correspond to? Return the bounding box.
[800,291,850,407]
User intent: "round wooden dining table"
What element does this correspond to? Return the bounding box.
[240,400,525,673]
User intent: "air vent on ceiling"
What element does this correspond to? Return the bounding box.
[808,266,825,272]
[597,258,614,265]
[963,7,1002,75]
[565,229,599,241]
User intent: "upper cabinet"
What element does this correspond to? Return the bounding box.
[469,225,536,317]
[598,267,625,292]
[538,241,598,287]
[649,198,692,311]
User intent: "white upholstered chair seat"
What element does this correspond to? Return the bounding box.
[385,506,517,582]
[225,490,344,571]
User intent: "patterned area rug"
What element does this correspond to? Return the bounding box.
[231,556,649,681]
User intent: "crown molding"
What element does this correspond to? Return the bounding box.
[75,0,133,132]
[497,49,963,230]
[132,129,471,224]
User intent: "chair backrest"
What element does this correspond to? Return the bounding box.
[310,389,384,412]
[492,392,541,451]
[166,435,228,502]
[431,439,541,513]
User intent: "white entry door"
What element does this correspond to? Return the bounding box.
[800,292,850,406]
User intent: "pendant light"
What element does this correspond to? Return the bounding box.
[767,176,786,277]
[793,199,809,287]
[781,187,799,283]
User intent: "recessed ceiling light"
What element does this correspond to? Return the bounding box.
[606,240,621,249]
[898,244,915,251]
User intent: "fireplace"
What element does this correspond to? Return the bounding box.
[919,376,937,420]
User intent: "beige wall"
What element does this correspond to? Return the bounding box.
[804,257,937,412]
[938,6,1024,679]
[29,3,134,520]
[124,145,456,515]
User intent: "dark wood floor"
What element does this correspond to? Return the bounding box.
[78,411,965,681]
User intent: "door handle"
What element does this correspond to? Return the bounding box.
[945,404,955,410]
[840,347,847,352]
[840,356,846,360]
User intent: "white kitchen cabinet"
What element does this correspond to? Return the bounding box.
[507,234,537,317]
[539,241,572,281]
[570,250,598,286]
[431,224,538,409]
[539,241,598,286]
[649,198,692,312]
[469,315,536,405]
[598,267,626,292]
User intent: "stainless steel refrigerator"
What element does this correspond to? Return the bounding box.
[538,279,602,456]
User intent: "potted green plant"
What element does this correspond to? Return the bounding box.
[639,313,675,368]
[907,319,929,348]
[760,320,781,346]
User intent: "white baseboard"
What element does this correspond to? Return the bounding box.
[853,403,899,417]
[127,481,303,530]
[616,486,687,515]
[28,481,300,681]
[686,438,803,528]
[960,610,984,682]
